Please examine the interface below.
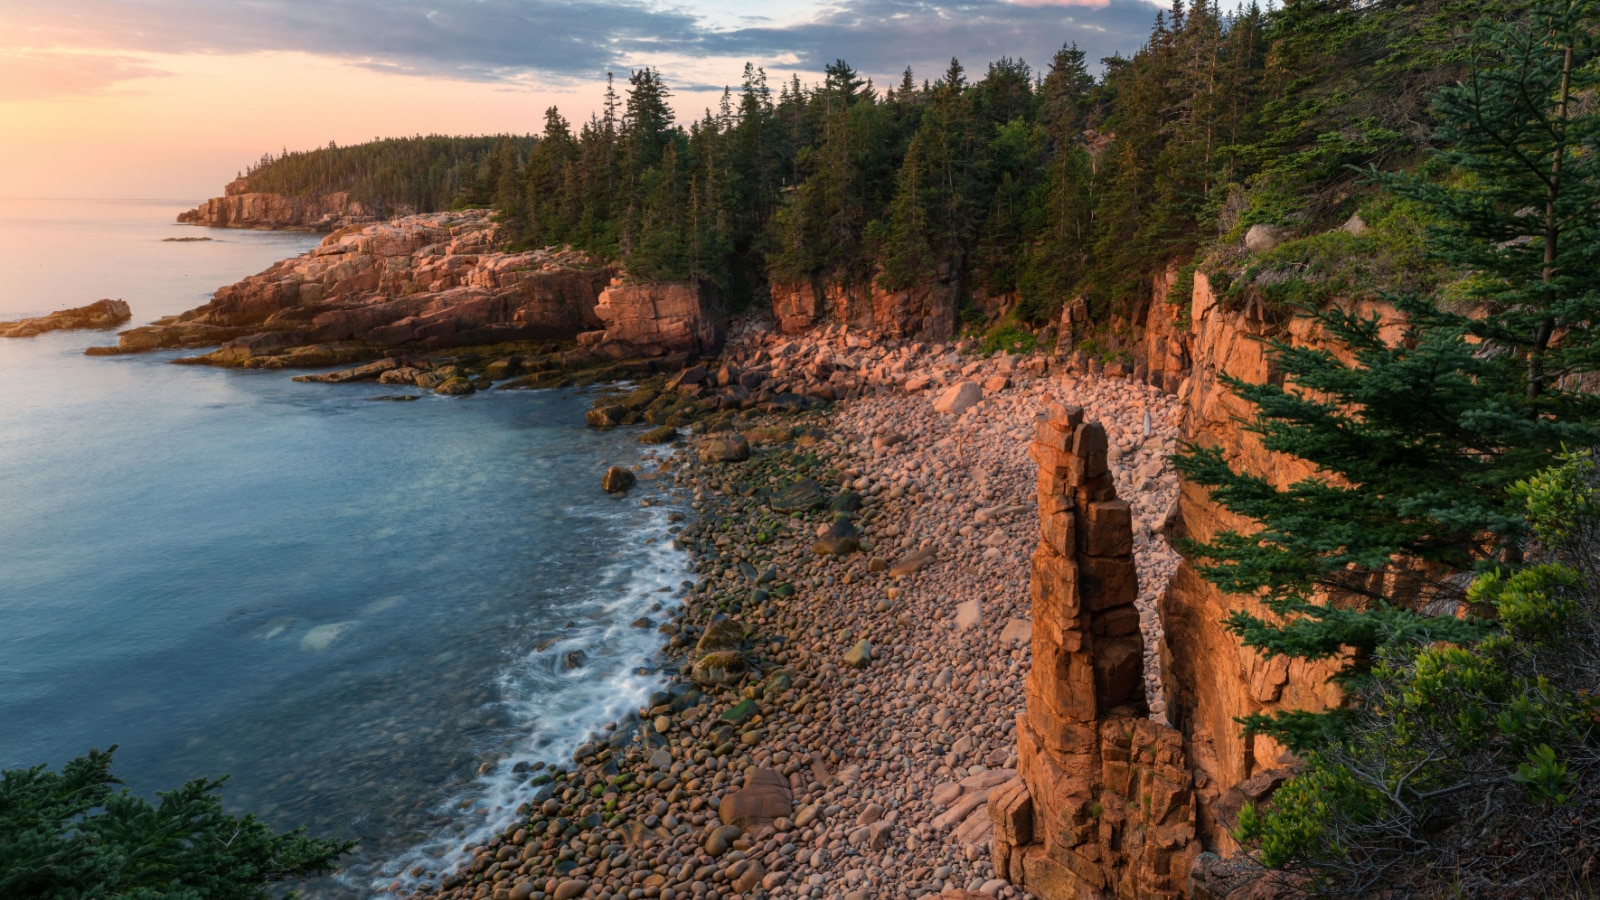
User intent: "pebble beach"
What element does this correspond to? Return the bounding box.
[408,323,1184,900]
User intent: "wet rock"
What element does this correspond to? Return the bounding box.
[601,466,636,494]
[720,698,758,726]
[291,357,399,383]
[695,616,744,655]
[587,404,629,427]
[434,376,475,396]
[638,425,678,444]
[830,491,863,514]
[561,649,587,670]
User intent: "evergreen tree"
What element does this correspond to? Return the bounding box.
[0,747,353,900]
[1174,0,1600,765]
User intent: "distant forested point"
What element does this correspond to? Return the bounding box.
[239,135,535,216]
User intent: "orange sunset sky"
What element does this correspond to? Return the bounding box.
[0,0,1169,199]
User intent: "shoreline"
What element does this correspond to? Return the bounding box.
[400,325,1182,900]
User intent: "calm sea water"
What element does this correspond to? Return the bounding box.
[0,198,690,894]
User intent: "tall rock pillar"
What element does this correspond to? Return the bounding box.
[992,404,1200,898]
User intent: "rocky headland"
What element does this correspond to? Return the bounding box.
[1,299,131,338]
[177,176,378,231]
[90,210,723,374]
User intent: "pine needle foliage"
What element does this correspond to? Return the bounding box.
[0,746,354,899]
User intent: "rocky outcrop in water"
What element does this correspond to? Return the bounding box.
[176,177,377,232]
[92,211,727,370]
[1,299,130,338]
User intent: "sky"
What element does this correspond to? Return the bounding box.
[0,0,1171,200]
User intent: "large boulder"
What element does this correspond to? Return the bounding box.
[697,434,750,463]
[813,519,861,555]
[933,381,982,415]
[719,769,794,827]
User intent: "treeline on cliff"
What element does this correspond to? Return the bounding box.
[470,0,1523,319]
[241,135,535,216]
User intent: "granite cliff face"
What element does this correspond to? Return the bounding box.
[770,276,960,340]
[177,178,377,232]
[93,211,722,368]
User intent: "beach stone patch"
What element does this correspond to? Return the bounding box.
[410,325,1190,900]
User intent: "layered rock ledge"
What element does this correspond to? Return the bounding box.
[89,211,724,370]
[1,299,131,338]
[176,177,377,231]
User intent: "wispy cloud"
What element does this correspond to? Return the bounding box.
[0,49,169,101]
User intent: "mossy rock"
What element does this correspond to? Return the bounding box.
[638,425,679,444]
[719,698,757,726]
[434,376,475,396]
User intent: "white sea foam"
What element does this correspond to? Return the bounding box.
[366,453,695,895]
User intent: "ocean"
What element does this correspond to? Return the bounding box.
[0,198,690,894]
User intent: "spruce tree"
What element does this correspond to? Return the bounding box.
[1174,0,1600,750]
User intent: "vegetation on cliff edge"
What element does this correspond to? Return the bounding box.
[1176,0,1600,892]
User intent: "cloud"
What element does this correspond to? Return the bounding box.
[0,0,707,81]
[0,0,1161,92]
[705,0,1159,83]
[0,50,169,101]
